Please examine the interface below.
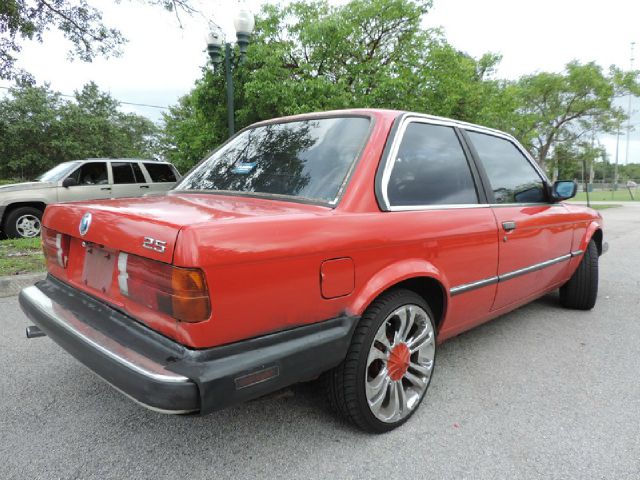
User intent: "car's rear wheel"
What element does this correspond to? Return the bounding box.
[4,207,43,239]
[325,289,436,433]
[559,239,599,310]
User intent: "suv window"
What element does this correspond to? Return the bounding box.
[467,131,546,204]
[111,162,137,184]
[68,162,108,185]
[131,163,145,183]
[387,122,478,206]
[144,163,177,183]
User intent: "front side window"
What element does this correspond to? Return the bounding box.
[112,162,136,184]
[38,161,80,182]
[68,162,108,185]
[467,131,546,204]
[175,117,371,204]
[387,122,478,206]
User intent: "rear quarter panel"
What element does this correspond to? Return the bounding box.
[173,207,499,348]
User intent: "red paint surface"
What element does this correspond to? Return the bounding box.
[41,109,603,349]
[320,258,355,299]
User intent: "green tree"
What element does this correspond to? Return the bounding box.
[161,0,504,170]
[513,61,640,170]
[0,81,159,179]
[0,0,195,80]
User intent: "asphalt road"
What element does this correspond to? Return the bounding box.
[1,205,639,480]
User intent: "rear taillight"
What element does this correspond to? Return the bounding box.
[117,253,210,323]
[42,227,70,268]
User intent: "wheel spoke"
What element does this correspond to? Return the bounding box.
[374,327,392,352]
[407,328,433,353]
[396,382,408,417]
[387,381,400,417]
[367,347,387,365]
[404,370,426,388]
[408,360,433,377]
[367,375,390,413]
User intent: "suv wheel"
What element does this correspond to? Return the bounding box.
[325,289,436,433]
[4,207,43,239]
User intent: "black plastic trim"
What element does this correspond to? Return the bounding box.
[19,275,358,414]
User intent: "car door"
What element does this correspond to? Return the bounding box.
[463,130,574,311]
[380,119,499,336]
[110,161,149,198]
[57,161,111,202]
[142,162,180,194]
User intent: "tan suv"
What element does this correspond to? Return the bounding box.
[0,159,181,239]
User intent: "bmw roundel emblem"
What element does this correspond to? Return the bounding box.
[79,213,92,236]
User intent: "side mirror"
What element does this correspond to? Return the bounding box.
[62,177,77,188]
[551,180,577,201]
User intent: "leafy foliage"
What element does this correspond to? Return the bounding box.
[513,61,640,168]
[161,0,512,171]
[0,81,159,179]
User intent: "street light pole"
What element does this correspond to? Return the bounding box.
[206,7,255,138]
[224,42,234,136]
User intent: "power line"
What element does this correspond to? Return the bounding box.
[0,85,169,110]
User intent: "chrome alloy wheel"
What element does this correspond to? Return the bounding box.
[15,214,42,238]
[365,304,435,423]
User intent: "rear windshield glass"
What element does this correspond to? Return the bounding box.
[174,116,371,204]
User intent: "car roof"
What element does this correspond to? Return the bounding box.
[248,108,515,141]
[78,158,174,165]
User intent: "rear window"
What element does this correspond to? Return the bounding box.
[144,163,177,183]
[174,116,371,204]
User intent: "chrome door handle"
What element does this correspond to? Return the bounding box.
[100,187,111,191]
[139,185,150,189]
[502,221,516,232]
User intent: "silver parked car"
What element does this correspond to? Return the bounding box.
[0,158,181,239]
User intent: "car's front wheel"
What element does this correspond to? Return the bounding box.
[4,207,43,239]
[326,289,436,433]
[559,239,599,310]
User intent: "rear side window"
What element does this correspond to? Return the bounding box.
[111,162,136,184]
[467,132,546,204]
[144,163,177,183]
[131,163,145,183]
[68,162,108,185]
[387,122,478,206]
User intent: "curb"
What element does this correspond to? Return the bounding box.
[0,272,46,298]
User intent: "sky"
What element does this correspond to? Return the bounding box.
[1,0,639,165]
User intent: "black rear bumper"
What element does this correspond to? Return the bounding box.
[19,276,358,414]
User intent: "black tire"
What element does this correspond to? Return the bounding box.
[325,289,436,433]
[559,239,599,310]
[3,206,43,239]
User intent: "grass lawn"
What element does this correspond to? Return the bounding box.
[586,204,623,210]
[573,190,638,202]
[0,237,45,276]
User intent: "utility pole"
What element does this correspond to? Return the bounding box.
[624,41,635,165]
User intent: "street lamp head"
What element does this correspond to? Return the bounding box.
[233,8,255,36]
[234,7,255,59]
[206,26,224,65]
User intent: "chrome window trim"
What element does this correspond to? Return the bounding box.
[379,114,551,212]
[21,286,190,384]
[450,250,584,296]
[380,116,482,210]
[463,127,551,201]
[383,202,553,212]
